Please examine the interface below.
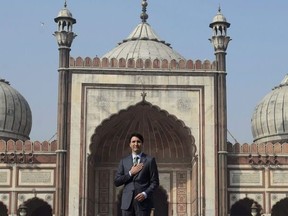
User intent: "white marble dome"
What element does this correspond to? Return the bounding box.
[0,79,32,141]
[251,75,288,143]
[102,0,185,62]
[102,22,185,61]
[212,8,228,23]
[56,4,74,19]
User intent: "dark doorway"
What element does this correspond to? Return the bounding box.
[116,188,123,216]
[271,197,288,216]
[230,198,262,216]
[152,186,169,216]
[22,197,52,216]
[116,186,169,216]
[0,201,8,216]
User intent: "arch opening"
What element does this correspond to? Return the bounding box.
[21,197,52,216]
[271,197,288,216]
[0,201,8,216]
[230,198,262,216]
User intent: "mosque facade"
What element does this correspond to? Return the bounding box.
[0,1,288,216]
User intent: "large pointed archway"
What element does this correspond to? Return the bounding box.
[90,100,195,164]
[87,99,196,215]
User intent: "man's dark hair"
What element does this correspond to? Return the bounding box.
[129,132,144,143]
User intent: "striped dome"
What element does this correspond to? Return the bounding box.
[102,22,185,62]
[0,79,32,141]
[251,75,288,143]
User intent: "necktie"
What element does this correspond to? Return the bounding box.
[133,156,139,165]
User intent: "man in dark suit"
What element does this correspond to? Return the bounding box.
[114,132,159,216]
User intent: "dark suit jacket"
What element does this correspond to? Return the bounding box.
[114,153,159,210]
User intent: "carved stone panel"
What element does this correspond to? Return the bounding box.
[18,169,54,186]
[229,170,263,186]
[0,169,11,186]
[270,170,288,186]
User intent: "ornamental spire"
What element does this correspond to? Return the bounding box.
[140,0,148,23]
[141,91,147,102]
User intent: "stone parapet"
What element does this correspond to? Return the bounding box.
[69,57,218,71]
[0,139,57,153]
[227,142,288,155]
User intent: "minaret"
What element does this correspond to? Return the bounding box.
[209,7,231,216]
[53,1,76,216]
[209,7,231,71]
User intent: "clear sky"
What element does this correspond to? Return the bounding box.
[1,0,287,143]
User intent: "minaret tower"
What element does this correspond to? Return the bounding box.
[209,7,231,71]
[209,7,231,216]
[54,1,76,216]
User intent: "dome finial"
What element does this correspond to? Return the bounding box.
[64,0,67,8]
[218,4,221,13]
[140,0,148,23]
